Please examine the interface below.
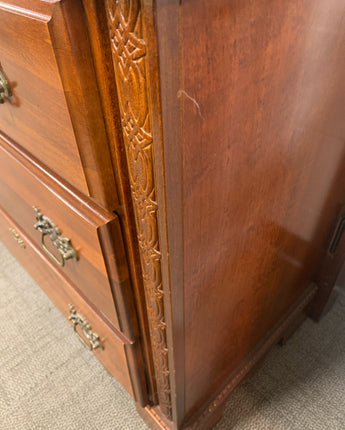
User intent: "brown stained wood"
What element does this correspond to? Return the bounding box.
[2,1,345,429]
[141,0,184,423]
[153,0,185,425]
[48,0,119,210]
[136,406,173,430]
[183,285,317,429]
[105,0,172,420]
[0,1,88,193]
[309,206,345,320]
[0,138,123,330]
[82,0,157,403]
[154,0,345,425]
[0,0,150,421]
[0,0,55,16]
[180,0,345,420]
[0,207,134,398]
[0,0,119,210]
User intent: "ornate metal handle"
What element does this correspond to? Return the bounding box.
[0,71,12,104]
[9,227,26,248]
[68,305,104,351]
[33,206,78,267]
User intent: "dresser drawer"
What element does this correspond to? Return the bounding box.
[0,139,128,332]
[0,0,118,209]
[0,1,88,192]
[0,206,134,397]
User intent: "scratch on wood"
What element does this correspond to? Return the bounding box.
[178,90,204,119]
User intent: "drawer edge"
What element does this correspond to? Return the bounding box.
[0,206,137,397]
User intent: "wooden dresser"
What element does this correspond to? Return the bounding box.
[1,1,345,429]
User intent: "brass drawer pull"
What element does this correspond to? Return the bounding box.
[0,71,12,104]
[33,206,78,267]
[68,305,104,351]
[9,227,26,248]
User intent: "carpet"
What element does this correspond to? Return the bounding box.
[1,240,344,430]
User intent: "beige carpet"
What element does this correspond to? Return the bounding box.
[1,240,345,430]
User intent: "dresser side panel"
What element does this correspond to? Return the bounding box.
[176,0,345,420]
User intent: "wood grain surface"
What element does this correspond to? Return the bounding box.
[2,0,345,428]
[0,137,124,331]
[0,0,119,210]
[105,0,173,419]
[0,1,88,193]
[0,206,134,398]
[155,0,345,424]
[82,0,158,403]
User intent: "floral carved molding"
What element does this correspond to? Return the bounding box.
[106,0,172,420]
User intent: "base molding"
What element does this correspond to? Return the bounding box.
[137,284,317,430]
[182,284,317,430]
[136,405,174,430]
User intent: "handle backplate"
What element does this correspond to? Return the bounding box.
[33,206,78,267]
[0,71,12,104]
[69,304,104,351]
[9,227,26,248]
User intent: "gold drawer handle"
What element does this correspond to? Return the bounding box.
[68,305,104,351]
[9,227,26,248]
[0,70,12,104]
[33,206,78,267]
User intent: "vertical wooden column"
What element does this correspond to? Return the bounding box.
[104,0,173,421]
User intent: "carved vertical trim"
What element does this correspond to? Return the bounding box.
[105,0,172,420]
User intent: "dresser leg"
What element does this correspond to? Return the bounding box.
[308,282,340,321]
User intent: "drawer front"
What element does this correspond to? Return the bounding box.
[0,207,134,397]
[0,1,119,210]
[0,140,127,332]
[0,1,88,193]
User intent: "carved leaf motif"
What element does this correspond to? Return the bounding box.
[106,0,173,420]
